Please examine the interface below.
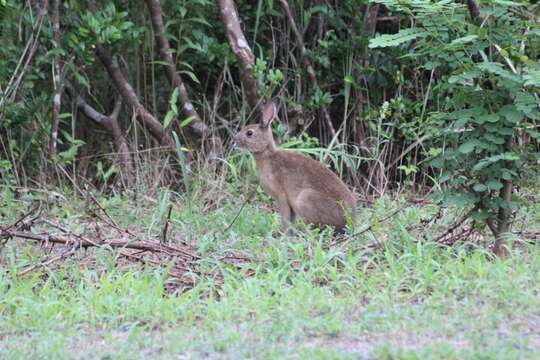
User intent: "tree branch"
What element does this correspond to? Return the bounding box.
[65,84,133,177]
[278,0,336,138]
[217,0,261,110]
[94,46,173,147]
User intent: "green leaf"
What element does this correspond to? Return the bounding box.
[523,66,540,87]
[170,87,179,104]
[430,157,444,168]
[483,114,499,123]
[179,70,200,84]
[59,143,84,163]
[486,180,503,191]
[476,62,521,83]
[449,35,478,47]
[473,183,487,192]
[344,75,354,84]
[471,209,489,221]
[172,131,190,196]
[501,171,513,180]
[497,127,514,136]
[163,111,175,129]
[180,116,195,128]
[449,108,485,128]
[448,69,481,85]
[472,153,519,172]
[369,28,429,49]
[169,87,179,109]
[445,193,477,207]
[484,133,505,144]
[499,105,523,123]
[525,129,540,140]
[458,140,478,154]
[515,91,538,119]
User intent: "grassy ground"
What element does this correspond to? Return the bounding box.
[1,183,540,359]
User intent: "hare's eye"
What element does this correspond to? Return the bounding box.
[246,130,253,137]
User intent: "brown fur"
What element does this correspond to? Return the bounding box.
[234,101,356,230]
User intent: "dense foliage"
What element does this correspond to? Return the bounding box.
[1,2,540,356]
[369,0,539,252]
[0,0,539,251]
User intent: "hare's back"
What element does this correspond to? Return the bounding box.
[273,150,354,204]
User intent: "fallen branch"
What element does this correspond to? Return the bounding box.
[17,245,77,276]
[6,230,147,251]
[1,206,255,293]
[432,206,477,244]
[328,207,404,250]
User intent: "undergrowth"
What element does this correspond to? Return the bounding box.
[1,182,539,359]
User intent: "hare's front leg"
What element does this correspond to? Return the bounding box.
[276,195,295,230]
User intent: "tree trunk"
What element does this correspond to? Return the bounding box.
[49,0,62,156]
[145,0,222,157]
[363,4,380,37]
[217,0,261,110]
[466,0,481,22]
[493,178,513,257]
[489,137,514,257]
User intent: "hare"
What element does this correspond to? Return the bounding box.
[234,100,356,231]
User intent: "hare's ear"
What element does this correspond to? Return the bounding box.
[260,100,277,129]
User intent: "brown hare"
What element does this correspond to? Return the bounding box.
[234,100,356,231]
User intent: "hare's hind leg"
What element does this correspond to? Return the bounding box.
[292,189,346,230]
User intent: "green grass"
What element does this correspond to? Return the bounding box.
[1,185,540,359]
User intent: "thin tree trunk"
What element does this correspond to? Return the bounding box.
[466,0,481,22]
[363,4,380,38]
[278,0,336,138]
[66,84,133,181]
[492,137,514,257]
[485,137,514,257]
[145,0,222,156]
[493,178,513,257]
[217,0,261,110]
[94,46,174,147]
[0,1,48,123]
[49,0,62,156]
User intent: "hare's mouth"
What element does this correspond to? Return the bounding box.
[232,139,246,149]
